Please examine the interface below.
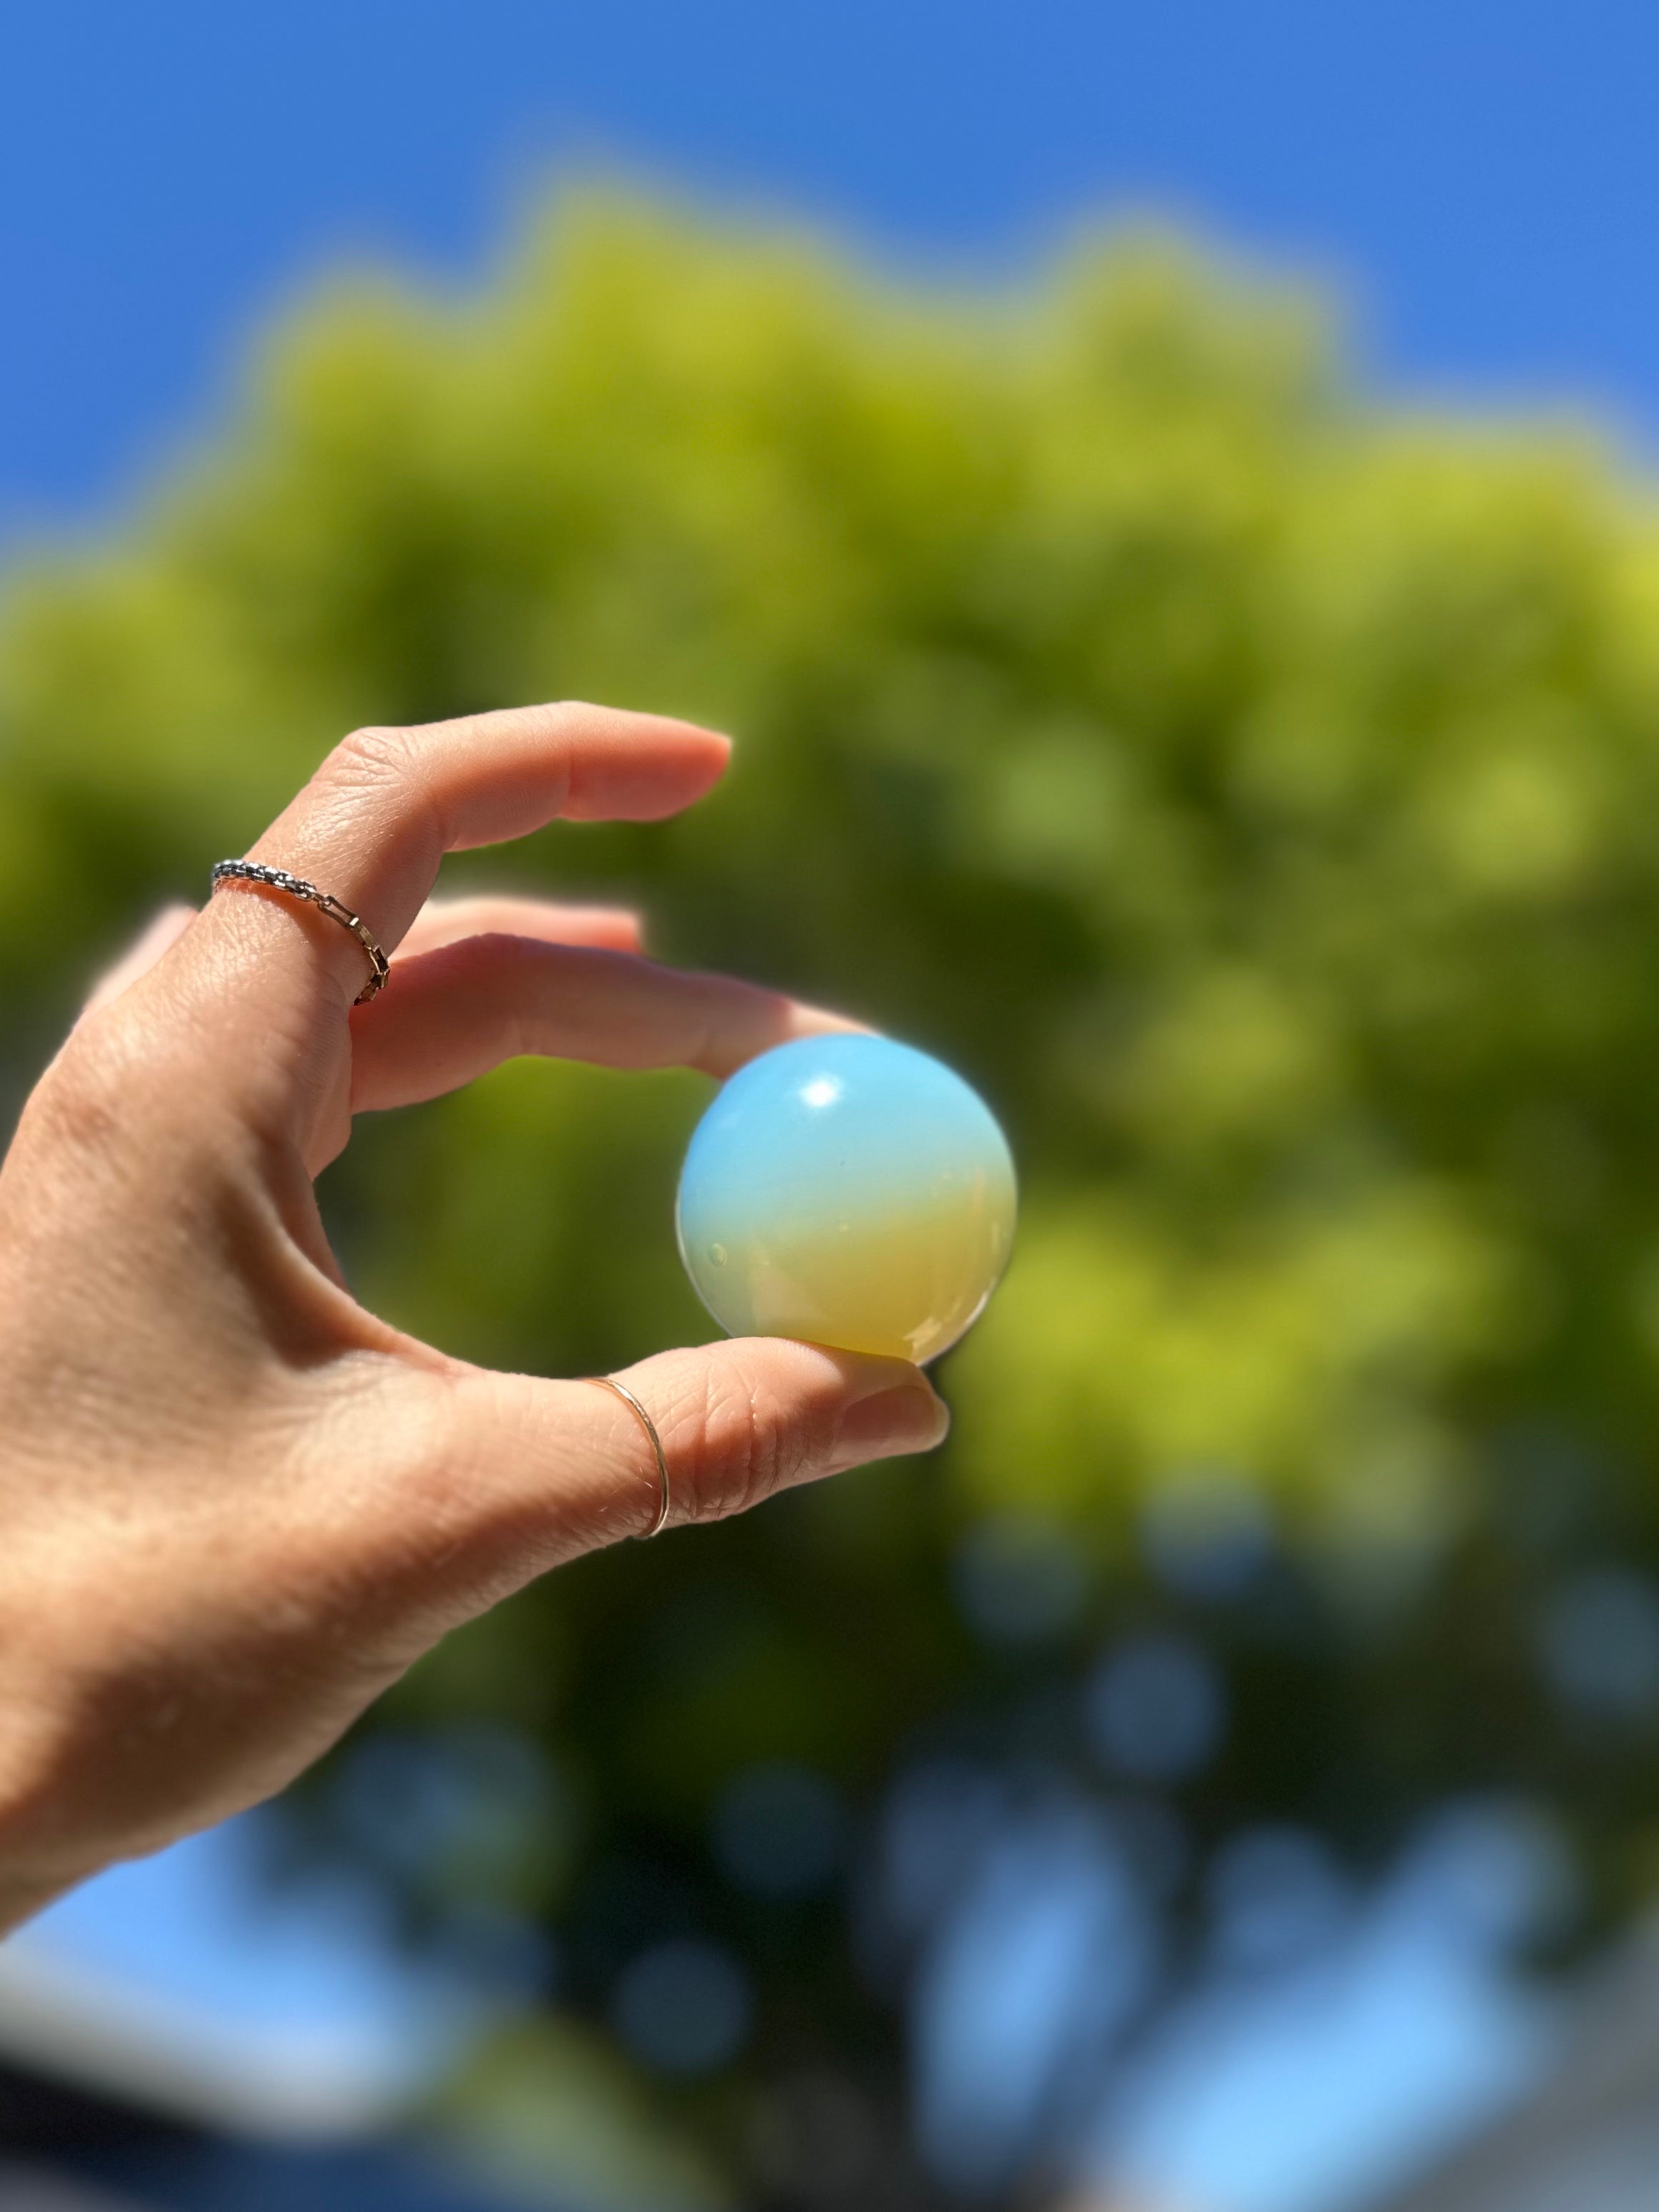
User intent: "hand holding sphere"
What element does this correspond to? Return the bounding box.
[0,702,961,1934]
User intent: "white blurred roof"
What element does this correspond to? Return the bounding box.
[1377,1922,1659,2212]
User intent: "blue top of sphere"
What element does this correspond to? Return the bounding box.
[681,1033,1010,1212]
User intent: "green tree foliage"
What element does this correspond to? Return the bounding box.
[8,197,1659,2203]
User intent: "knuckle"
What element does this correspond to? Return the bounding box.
[528,699,583,734]
[323,724,446,845]
[678,1358,802,1523]
[31,1028,138,1151]
[325,725,437,822]
[331,721,423,786]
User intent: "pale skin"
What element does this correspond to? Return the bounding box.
[0,702,948,1934]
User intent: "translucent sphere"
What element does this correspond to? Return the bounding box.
[676,1035,1017,1364]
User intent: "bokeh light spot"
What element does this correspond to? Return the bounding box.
[952,1513,1090,1645]
[1142,1467,1273,1602]
[712,1763,845,1899]
[1086,1634,1227,1783]
[612,1938,752,2077]
[1539,1567,1659,1723]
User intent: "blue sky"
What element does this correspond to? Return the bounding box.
[0,1813,492,2134]
[6,0,1659,535]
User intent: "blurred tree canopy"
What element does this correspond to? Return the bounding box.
[9,196,1659,2206]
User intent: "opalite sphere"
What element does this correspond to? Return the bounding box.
[676,1034,1017,1364]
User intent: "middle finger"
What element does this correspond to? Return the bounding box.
[349,937,869,1112]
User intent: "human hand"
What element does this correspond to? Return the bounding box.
[0,703,947,1931]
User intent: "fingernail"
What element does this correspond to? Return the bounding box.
[832,1384,950,1466]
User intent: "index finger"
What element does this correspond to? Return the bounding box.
[203,701,730,1009]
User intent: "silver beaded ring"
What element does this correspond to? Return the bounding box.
[210,859,391,1005]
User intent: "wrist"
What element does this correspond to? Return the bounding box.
[0,1659,97,1936]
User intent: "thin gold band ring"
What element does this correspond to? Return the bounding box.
[581,1375,672,1538]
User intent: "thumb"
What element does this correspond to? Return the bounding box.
[446,1338,950,1566]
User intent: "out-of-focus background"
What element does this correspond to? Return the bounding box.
[11,5,1659,2209]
